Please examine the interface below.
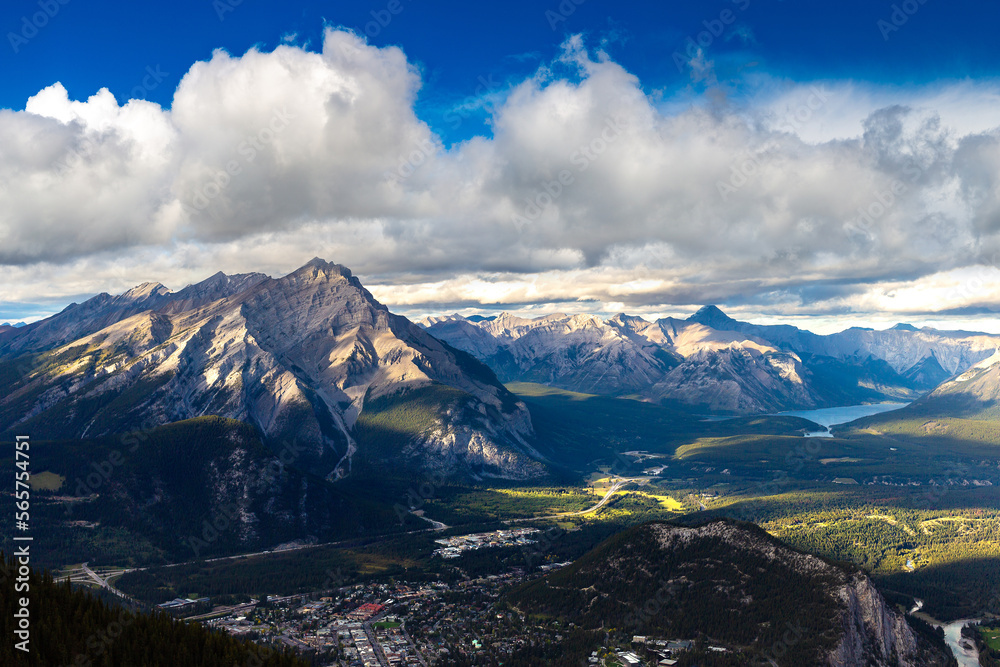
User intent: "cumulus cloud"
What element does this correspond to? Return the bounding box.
[2,28,1000,328]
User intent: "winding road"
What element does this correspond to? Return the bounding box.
[509,476,647,523]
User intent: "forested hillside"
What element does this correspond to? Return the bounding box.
[0,554,306,666]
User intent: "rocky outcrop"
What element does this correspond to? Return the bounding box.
[912,348,1000,418]
[654,523,943,667]
[828,573,919,667]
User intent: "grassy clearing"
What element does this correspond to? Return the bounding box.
[980,627,1000,652]
[645,493,684,511]
[425,487,595,521]
[29,470,65,491]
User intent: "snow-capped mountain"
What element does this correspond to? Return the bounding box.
[422,307,1000,413]
[0,259,544,481]
[686,305,999,377]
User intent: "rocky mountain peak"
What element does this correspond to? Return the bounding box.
[300,256,354,278]
[120,281,171,302]
[417,313,464,327]
[607,313,659,336]
[564,313,603,329]
[271,258,388,318]
[489,312,532,332]
[609,312,646,325]
[170,270,269,305]
[688,304,738,329]
[189,270,230,289]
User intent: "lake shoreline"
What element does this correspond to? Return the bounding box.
[768,402,910,436]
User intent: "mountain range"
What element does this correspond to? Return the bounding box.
[0,258,544,482]
[423,307,1000,413]
[4,259,998,489]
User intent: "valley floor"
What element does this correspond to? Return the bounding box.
[8,383,1000,665]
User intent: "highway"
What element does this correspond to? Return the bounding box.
[567,478,639,516]
[183,589,335,622]
[58,563,136,604]
[409,510,448,531]
[116,513,451,577]
[183,601,256,622]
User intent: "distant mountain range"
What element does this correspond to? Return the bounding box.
[0,259,544,482]
[423,307,1000,413]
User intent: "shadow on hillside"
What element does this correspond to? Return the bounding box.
[876,557,1000,622]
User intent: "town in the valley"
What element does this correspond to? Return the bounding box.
[189,569,713,667]
[144,528,722,666]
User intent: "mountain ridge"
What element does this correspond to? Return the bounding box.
[0,259,546,482]
[423,308,1000,413]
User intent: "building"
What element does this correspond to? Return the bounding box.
[156,597,210,615]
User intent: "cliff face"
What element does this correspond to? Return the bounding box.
[828,573,920,666]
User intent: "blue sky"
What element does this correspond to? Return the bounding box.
[4,0,999,142]
[3,0,1000,332]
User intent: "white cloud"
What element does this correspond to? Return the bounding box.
[2,29,1000,330]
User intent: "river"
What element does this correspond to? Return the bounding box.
[772,403,909,437]
[911,601,982,667]
[939,618,982,667]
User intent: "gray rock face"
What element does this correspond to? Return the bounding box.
[0,259,541,481]
[424,309,1000,413]
[829,573,921,667]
